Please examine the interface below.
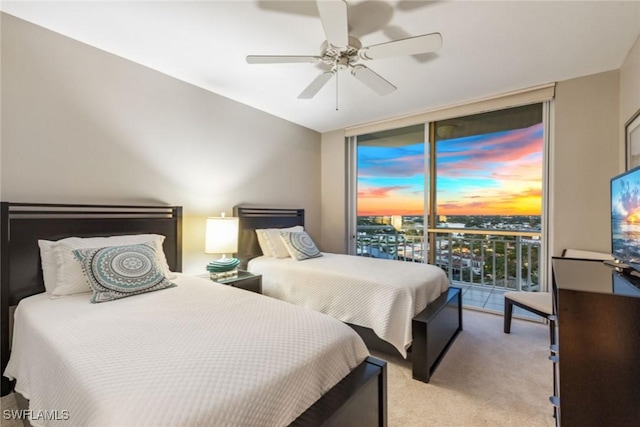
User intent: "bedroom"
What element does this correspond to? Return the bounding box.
[1,1,639,426]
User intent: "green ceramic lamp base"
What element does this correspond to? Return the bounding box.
[206,257,240,273]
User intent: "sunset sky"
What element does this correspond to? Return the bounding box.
[357,123,543,216]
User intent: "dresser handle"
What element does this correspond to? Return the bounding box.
[549,355,559,363]
[549,396,560,407]
[550,344,558,353]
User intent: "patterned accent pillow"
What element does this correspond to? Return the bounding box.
[279,231,322,261]
[73,243,176,303]
[46,234,175,298]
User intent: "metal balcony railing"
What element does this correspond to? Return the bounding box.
[356,226,541,292]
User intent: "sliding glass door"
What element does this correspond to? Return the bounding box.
[352,124,427,261]
[432,105,544,301]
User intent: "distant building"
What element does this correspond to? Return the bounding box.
[391,215,403,231]
[439,222,465,237]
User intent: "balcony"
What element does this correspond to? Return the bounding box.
[356,226,542,319]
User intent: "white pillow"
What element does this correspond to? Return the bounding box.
[256,226,303,258]
[45,234,174,297]
[255,230,273,257]
[38,240,58,293]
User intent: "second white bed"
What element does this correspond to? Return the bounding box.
[248,253,450,357]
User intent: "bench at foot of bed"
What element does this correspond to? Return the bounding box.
[412,287,463,383]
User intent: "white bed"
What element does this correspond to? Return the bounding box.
[248,253,450,358]
[5,274,369,427]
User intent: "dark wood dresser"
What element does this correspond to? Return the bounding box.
[551,257,640,427]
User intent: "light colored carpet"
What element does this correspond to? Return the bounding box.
[0,309,554,427]
[1,392,24,427]
[373,308,555,427]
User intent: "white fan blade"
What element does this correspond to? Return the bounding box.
[317,0,349,47]
[351,65,396,96]
[298,71,334,99]
[359,32,442,60]
[246,55,322,64]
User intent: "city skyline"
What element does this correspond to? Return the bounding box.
[357,123,543,216]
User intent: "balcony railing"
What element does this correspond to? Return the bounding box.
[356,226,541,292]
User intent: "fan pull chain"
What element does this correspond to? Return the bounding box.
[335,70,339,111]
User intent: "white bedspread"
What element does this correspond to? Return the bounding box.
[4,274,369,427]
[248,253,450,358]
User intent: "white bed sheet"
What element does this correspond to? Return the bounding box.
[248,253,450,358]
[4,274,369,427]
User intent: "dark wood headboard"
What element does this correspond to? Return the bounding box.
[233,206,304,268]
[1,202,182,396]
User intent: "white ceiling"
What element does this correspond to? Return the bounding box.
[2,1,639,133]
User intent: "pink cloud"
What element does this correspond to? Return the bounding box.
[437,125,543,176]
[358,185,411,198]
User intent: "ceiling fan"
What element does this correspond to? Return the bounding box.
[246,0,442,100]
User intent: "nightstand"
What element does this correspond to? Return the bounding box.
[204,270,262,294]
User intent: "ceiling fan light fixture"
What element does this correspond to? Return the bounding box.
[246,0,442,101]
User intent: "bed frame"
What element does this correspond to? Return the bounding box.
[234,205,463,383]
[1,202,387,426]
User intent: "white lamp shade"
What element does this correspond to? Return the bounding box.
[205,217,239,254]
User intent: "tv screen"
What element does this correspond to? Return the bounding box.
[611,165,640,271]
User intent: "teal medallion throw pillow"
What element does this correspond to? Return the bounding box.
[279,231,322,261]
[73,243,176,303]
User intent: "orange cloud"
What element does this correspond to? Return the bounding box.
[438,186,542,216]
[358,188,424,216]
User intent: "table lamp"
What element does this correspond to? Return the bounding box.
[205,214,240,279]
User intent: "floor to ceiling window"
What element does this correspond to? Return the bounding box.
[355,124,427,260]
[351,103,546,315]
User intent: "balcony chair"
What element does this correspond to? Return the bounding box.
[503,249,613,343]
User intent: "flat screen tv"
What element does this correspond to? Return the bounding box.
[611,165,640,272]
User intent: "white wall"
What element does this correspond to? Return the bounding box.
[0,14,322,274]
[551,71,620,255]
[551,34,639,256]
[320,129,347,253]
[620,34,640,169]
